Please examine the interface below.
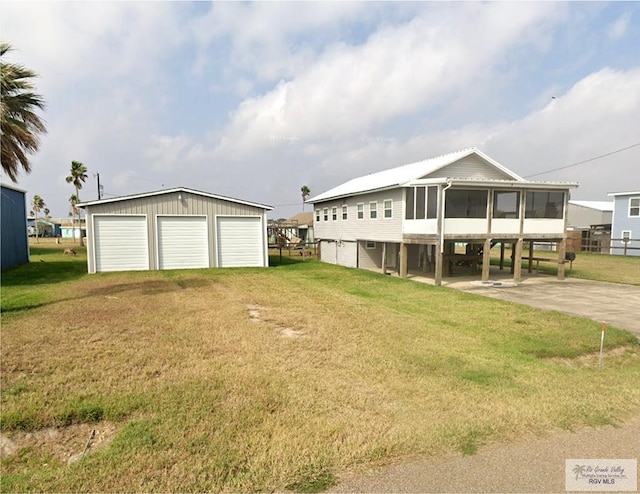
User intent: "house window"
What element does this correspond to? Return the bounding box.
[365,241,376,249]
[415,187,426,219]
[406,186,438,219]
[622,230,631,242]
[445,189,488,218]
[315,209,320,222]
[525,191,564,219]
[493,191,520,218]
[357,203,364,219]
[426,186,437,219]
[384,199,392,218]
[629,198,640,217]
[342,205,348,220]
[323,208,328,221]
[370,201,378,219]
[332,206,337,221]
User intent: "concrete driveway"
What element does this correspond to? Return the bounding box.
[445,275,640,337]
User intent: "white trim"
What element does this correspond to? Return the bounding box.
[383,199,393,219]
[365,240,376,249]
[357,202,364,220]
[628,197,640,217]
[78,187,273,211]
[369,201,378,219]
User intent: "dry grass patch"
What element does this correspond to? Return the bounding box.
[2,255,640,492]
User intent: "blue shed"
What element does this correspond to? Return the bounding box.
[1,183,30,270]
[609,190,640,256]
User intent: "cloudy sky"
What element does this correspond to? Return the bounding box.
[2,1,639,219]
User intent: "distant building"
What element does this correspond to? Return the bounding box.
[609,190,640,256]
[1,183,29,270]
[566,200,613,253]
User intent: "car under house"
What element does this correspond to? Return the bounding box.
[308,148,578,285]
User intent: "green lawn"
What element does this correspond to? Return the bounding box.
[1,244,639,492]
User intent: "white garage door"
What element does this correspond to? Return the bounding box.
[94,215,149,272]
[157,216,209,270]
[216,216,264,267]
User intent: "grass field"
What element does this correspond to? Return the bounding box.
[1,242,640,492]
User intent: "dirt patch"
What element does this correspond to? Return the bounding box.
[246,304,305,338]
[0,422,118,465]
[547,346,632,368]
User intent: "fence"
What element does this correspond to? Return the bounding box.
[566,230,639,256]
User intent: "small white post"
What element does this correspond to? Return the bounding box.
[599,322,606,370]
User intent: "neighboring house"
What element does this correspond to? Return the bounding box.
[1,183,30,270]
[267,213,315,246]
[78,187,273,273]
[289,212,315,244]
[566,200,613,253]
[608,190,640,256]
[308,148,578,285]
[59,220,86,239]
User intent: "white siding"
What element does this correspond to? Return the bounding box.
[422,155,513,180]
[320,240,337,264]
[491,218,521,235]
[157,216,209,270]
[94,215,149,272]
[444,218,488,235]
[216,216,264,267]
[336,241,357,268]
[313,189,403,243]
[523,219,565,235]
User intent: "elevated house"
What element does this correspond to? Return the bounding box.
[608,190,640,256]
[308,148,578,285]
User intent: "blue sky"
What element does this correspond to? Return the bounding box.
[2,1,639,219]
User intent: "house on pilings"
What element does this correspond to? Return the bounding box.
[308,148,578,285]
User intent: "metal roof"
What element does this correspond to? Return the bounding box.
[608,190,640,197]
[77,187,273,210]
[307,148,580,203]
[569,200,614,212]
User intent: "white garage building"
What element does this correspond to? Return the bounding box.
[79,187,272,273]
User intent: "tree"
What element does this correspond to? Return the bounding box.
[301,185,311,212]
[1,42,47,182]
[69,194,80,243]
[66,161,88,244]
[31,194,45,243]
[43,207,50,218]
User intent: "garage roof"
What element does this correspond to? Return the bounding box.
[78,187,273,210]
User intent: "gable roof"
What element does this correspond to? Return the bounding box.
[569,200,614,212]
[288,212,314,226]
[308,148,525,203]
[77,187,273,210]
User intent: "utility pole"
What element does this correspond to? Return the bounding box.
[95,173,102,200]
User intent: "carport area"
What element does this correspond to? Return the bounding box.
[398,265,640,337]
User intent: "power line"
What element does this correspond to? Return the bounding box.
[525,142,640,178]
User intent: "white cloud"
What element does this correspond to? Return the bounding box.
[608,12,630,41]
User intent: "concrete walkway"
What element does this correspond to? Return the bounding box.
[328,270,640,493]
[448,275,640,338]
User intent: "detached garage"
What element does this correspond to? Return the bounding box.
[79,188,272,273]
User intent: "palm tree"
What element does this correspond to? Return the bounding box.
[1,42,47,182]
[69,194,79,244]
[66,161,88,244]
[31,194,45,243]
[301,185,311,212]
